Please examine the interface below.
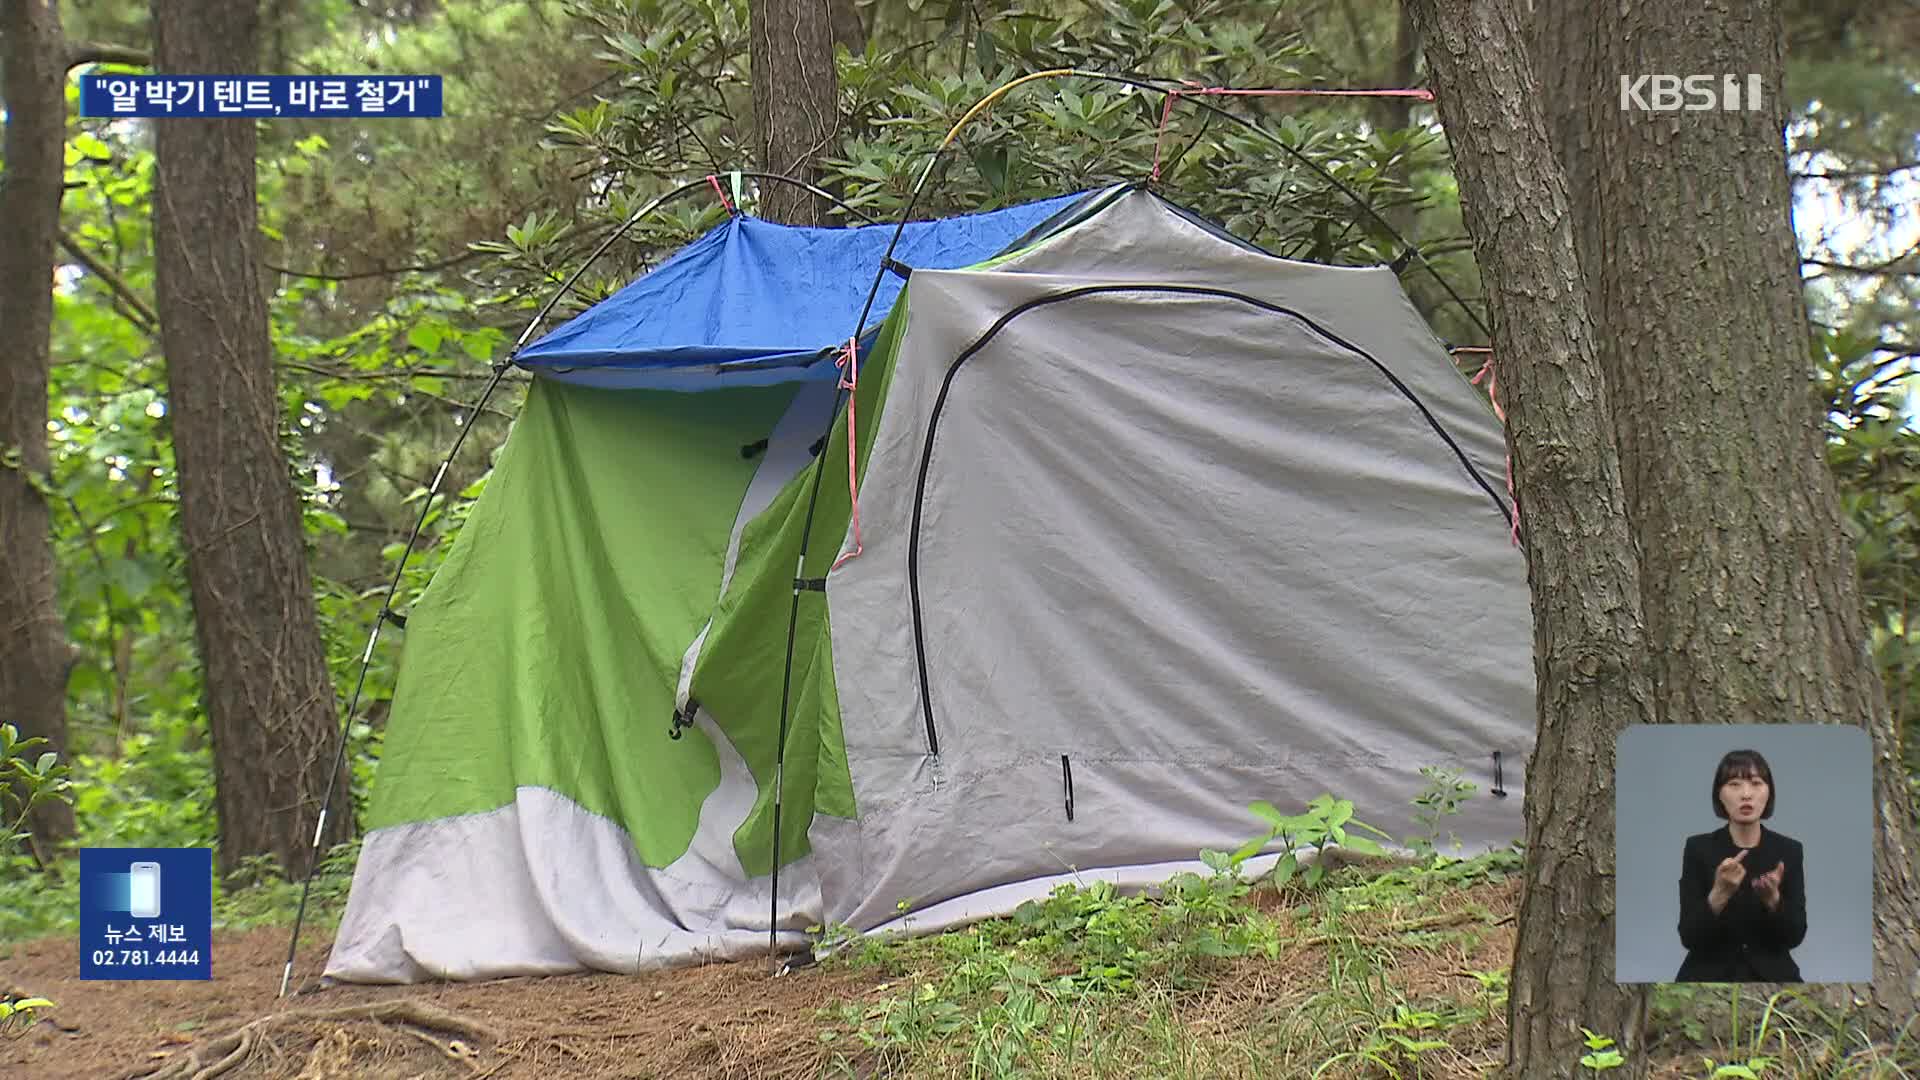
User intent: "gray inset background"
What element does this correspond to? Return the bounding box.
[1614,724,1873,983]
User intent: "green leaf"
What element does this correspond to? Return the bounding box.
[1248,800,1286,827]
[1270,852,1296,887]
[1341,834,1387,856]
[975,29,997,74]
[407,323,445,354]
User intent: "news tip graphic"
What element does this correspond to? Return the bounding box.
[80,848,212,981]
[79,75,443,119]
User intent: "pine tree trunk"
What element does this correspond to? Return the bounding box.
[750,0,842,224]
[0,0,79,858]
[150,0,352,877]
[1405,0,1655,1074]
[1533,0,1920,1023]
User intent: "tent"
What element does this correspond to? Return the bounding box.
[325,184,1536,983]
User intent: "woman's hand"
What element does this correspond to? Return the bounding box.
[1708,849,1748,912]
[1751,861,1785,912]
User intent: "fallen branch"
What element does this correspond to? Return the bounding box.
[123,1000,492,1080]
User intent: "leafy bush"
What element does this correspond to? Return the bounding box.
[1,723,73,859]
[69,714,218,851]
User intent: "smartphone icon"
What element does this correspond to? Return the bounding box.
[128,862,162,919]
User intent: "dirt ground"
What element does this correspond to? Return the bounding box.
[2,926,895,1080]
[1,880,1530,1079]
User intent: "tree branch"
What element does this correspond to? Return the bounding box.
[278,360,526,384]
[1793,161,1920,182]
[1803,237,1920,280]
[1803,259,1918,278]
[264,249,485,282]
[58,231,158,330]
[67,43,149,70]
[277,361,520,420]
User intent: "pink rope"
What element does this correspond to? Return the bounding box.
[1468,355,1521,547]
[706,173,736,215]
[1468,356,1505,423]
[831,338,864,572]
[1150,84,1435,180]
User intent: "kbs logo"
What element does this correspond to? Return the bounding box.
[1619,75,1764,112]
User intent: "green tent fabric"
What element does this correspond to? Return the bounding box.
[363,379,803,862]
[326,188,1536,983]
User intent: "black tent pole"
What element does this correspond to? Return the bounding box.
[1080,69,1493,341]
[766,151,954,958]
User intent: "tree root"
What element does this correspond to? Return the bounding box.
[124,1000,493,1080]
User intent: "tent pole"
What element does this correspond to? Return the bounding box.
[764,103,1012,958]
[279,361,511,999]
[1074,69,1493,340]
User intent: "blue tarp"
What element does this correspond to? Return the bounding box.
[515,191,1092,390]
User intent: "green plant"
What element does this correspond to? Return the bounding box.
[0,722,75,960]
[1458,966,1508,1023]
[0,997,55,1041]
[1651,984,1711,1045]
[211,839,362,930]
[1580,1028,1627,1070]
[1408,766,1477,857]
[1,723,74,862]
[1318,1003,1455,1077]
[69,714,217,851]
[1699,1056,1776,1078]
[1230,793,1392,890]
[808,920,863,954]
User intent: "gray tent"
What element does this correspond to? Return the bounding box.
[326,186,1535,983]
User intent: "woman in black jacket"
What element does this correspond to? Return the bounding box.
[1675,749,1807,982]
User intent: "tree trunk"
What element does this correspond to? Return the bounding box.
[150,0,352,877]
[1383,1,1420,133]
[0,0,79,858]
[1533,0,1920,1024]
[1405,0,1656,1075]
[750,0,842,224]
[828,0,862,56]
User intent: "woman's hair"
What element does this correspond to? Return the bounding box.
[1711,748,1775,819]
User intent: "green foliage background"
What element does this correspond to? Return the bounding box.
[4,0,1916,937]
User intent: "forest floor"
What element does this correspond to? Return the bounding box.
[4,861,1914,1079]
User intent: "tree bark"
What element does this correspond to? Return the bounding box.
[749,0,842,224]
[1383,1,1420,133]
[827,0,862,56]
[0,0,80,857]
[150,0,352,876]
[1533,0,1920,1024]
[1405,0,1656,1075]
